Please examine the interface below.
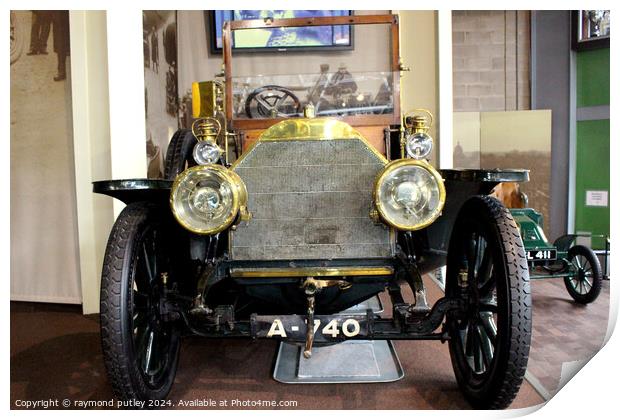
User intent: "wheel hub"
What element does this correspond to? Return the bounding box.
[465,288,481,319]
[148,285,163,322]
[577,268,586,280]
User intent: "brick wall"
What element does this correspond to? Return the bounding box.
[452,11,531,112]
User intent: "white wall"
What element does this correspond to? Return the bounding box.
[398,10,440,165]
[106,9,148,217]
[70,10,115,314]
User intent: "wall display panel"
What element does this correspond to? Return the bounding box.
[574,46,609,249]
[10,10,81,303]
[480,111,552,227]
[576,48,610,108]
[453,110,552,228]
[575,120,610,250]
[143,10,180,178]
[452,112,481,169]
[572,10,610,51]
[209,10,353,53]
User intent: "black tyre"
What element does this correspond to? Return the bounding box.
[100,202,180,403]
[446,196,531,409]
[163,129,197,180]
[563,245,602,304]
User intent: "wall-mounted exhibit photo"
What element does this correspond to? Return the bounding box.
[10,10,80,306]
[143,10,179,179]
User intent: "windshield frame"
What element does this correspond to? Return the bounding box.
[222,14,402,131]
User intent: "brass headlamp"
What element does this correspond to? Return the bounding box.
[170,164,251,235]
[373,159,445,231]
[191,118,225,165]
[191,81,227,165]
[402,109,434,160]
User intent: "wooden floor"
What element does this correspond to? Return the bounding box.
[10,275,554,410]
[528,277,610,397]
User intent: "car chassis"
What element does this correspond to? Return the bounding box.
[94,15,532,409]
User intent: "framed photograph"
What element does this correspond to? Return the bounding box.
[572,10,610,51]
[206,10,354,54]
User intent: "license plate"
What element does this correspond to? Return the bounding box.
[251,314,368,342]
[526,249,557,261]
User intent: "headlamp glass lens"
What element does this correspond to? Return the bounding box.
[405,132,433,160]
[190,186,222,215]
[193,141,222,165]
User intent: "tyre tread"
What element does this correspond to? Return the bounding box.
[564,244,603,304]
[449,195,532,409]
[482,196,531,409]
[100,202,179,403]
[100,204,150,400]
[163,129,196,180]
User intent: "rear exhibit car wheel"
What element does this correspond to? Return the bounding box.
[563,245,602,304]
[164,129,197,180]
[100,202,180,402]
[446,196,531,409]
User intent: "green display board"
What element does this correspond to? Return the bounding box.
[575,119,610,249]
[577,48,610,108]
[574,47,609,249]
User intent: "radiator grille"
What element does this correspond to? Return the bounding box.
[231,138,392,260]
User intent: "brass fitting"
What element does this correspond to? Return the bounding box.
[301,276,352,359]
[192,80,224,118]
[303,104,316,119]
[403,109,433,134]
[301,277,352,291]
[192,117,221,143]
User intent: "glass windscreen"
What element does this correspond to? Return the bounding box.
[229,21,395,120]
[231,70,394,119]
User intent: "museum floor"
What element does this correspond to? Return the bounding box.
[10,276,609,410]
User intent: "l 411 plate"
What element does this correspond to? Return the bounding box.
[526,249,557,261]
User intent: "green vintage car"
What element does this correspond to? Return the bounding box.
[511,208,603,304]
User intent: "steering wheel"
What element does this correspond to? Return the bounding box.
[244,85,302,119]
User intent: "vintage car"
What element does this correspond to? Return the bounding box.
[94,15,531,409]
[512,208,603,304]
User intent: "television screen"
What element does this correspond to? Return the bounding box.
[210,10,353,53]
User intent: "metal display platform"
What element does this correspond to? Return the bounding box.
[273,297,405,384]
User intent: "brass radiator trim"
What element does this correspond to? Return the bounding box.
[230,266,394,278]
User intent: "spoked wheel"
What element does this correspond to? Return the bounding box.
[100,202,180,402]
[564,245,602,304]
[163,129,197,180]
[244,85,302,118]
[446,196,531,409]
